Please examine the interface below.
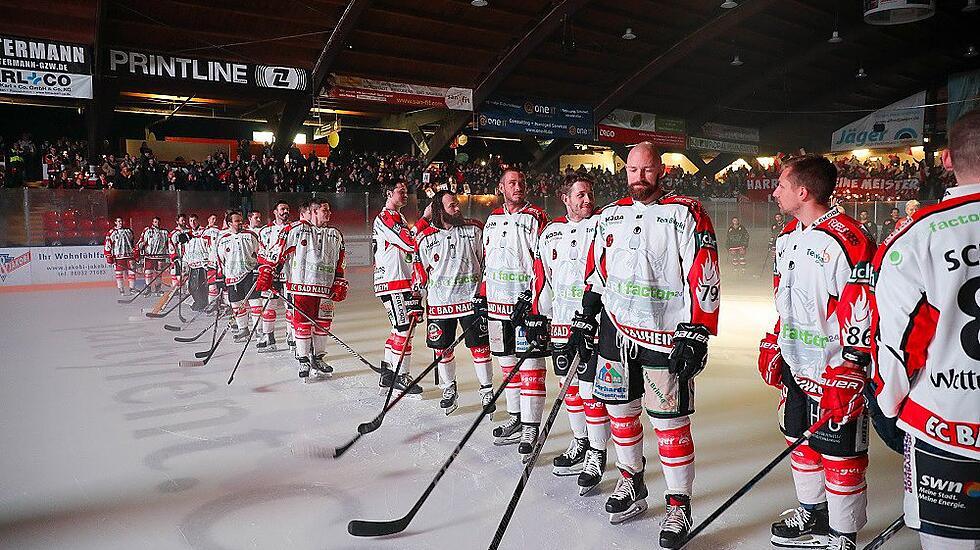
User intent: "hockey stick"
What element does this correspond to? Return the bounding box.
[277,291,385,374]
[333,321,478,459]
[117,260,172,303]
[861,515,904,550]
[227,292,276,384]
[165,304,209,331]
[144,272,186,316]
[178,320,231,367]
[145,290,192,318]
[347,345,538,537]
[174,313,219,342]
[377,316,417,406]
[679,413,833,548]
[488,356,579,550]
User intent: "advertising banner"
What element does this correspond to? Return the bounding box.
[107,49,308,91]
[742,176,920,201]
[478,97,593,140]
[0,35,92,98]
[597,109,686,148]
[701,122,759,143]
[327,74,473,111]
[0,246,111,287]
[831,91,925,152]
[688,136,759,155]
[947,69,980,130]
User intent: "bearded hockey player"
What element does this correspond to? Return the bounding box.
[413,191,492,415]
[759,155,876,550]
[137,216,169,295]
[203,214,222,306]
[104,216,138,295]
[168,213,191,287]
[182,214,211,311]
[212,210,261,343]
[478,168,549,458]
[258,198,347,381]
[870,110,980,550]
[257,201,291,353]
[525,174,612,493]
[568,142,720,548]
[373,180,424,396]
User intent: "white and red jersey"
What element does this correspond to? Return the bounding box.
[584,195,720,353]
[182,228,211,269]
[260,220,345,298]
[202,225,221,268]
[413,219,484,319]
[104,227,135,260]
[259,221,289,280]
[483,203,549,320]
[137,226,169,259]
[373,208,416,297]
[871,185,980,459]
[772,208,875,397]
[169,227,191,261]
[531,215,597,343]
[212,229,260,285]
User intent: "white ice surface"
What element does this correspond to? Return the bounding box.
[0,274,918,549]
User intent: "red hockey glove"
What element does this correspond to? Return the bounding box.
[820,363,867,424]
[105,254,115,265]
[330,278,349,302]
[256,264,274,293]
[758,332,784,389]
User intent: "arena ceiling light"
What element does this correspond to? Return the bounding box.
[471,0,488,6]
[855,66,868,78]
[964,0,979,12]
[720,1,738,8]
[730,54,743,66]
[966,44,979,58]
[622,27,636,40]
[828,30,843,43]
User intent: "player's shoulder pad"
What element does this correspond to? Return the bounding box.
[778,219,799,236]
[547,215,569,227]
[873,194,975,267]
[594,196,632,216]
[489,206,505,216]
[661,194,710,219]
[816,212,874,264]
[522,203,549,225]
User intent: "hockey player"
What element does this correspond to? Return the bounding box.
[182,214,211,311]
[104,216,138,295]
[212,210,261,342]
[203,214,222,306]
[258,198,347,381]
[137,217,169,296]
[248,210,263,230]
[373,180,424,396]
[479,168,550,456]
[759,155,875,550]
[257,201,291,353]
[568,142,719,547]
[413,190,492,414]
[525,174,612,491]
[726,216,749,276]
[870,110,980,550]
[168,213,191,287]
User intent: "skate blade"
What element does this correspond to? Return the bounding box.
[552,464,586,476]
[178,360,205,368]
[256,346,278,353]
[609,499,647,525]
[442,403,459,416]
[770,534,831,548]
[493,435,521,446]
[579,482,600,496]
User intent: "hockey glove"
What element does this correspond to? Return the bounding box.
[510,289,533,327]
[330,278,349,302]
[668,323,710,380]
[255,264,274,293]
[552,343,575,376]
[523,314,550,349]
[758,332,784,389]
[820,363,867,424]
[177,232,191,244]
[473,294,488,320]
[214,274,226,291]
[568,312,598,364]
[406,291,424,322]
[105,254,115,264]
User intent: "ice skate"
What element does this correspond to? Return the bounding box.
[552,436,588,476]
[659,493,692,549]
[392,372,423,399]
[232,327,250,343]
[825,533,857,550]
[310,353,333,378]
[255,332,277,353]
[770,506,831,548]
[297,356,311,380]
[479,385,496,416]
[518,424,539,462]
[439,381,458,415]
[605,464,648,524]
[492,413,521,446]
[578,447,606,496]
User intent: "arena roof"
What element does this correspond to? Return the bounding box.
[6,0,980,156]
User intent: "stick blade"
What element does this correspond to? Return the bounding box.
[164,324,182,331]
[145,312,166,318]
[347,517,410,537]
[179,359,205,368]
[194,349,213,358]
[174,335,199,343]
[357,420,381,435]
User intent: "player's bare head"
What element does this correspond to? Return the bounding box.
[498,168,527,207]
[775,155,836,213]
[114,216,123,228]
[859,210,869,221]
[188,213,199,227]
[273,200,290,222]
[176,213,187,226]
[226,210,244,231]
[560,174,595,221]
[905,200,920,217]
[431,190,463,228]
[248,210,262,226]
[626,142,664,203]
[945,109,980,182]
[152,216,161,227]
[384,181,409,209]
[304,198,331,227]
[207,214,218,227]
[731,216,740,227]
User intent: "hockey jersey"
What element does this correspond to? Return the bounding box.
[137,227,169,259]
[483,203,549,320]
[772,209,875,396]
[202,225,221,268]
[532,215,597,343]
[259,222,289,280]
[871,185,980,459]
[169,227,191,261]
[414,219,484,319]
[373,208,416,297]
[261,220,345,298]
[182,228,211,269]
[104,227,135,260]
[584,195,720,353]
[212,230,260,284]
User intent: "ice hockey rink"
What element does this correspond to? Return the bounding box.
[0,271,917,550]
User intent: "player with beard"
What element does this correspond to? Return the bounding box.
[137,216,169,296]
[479,168,550,458]
[168,213,191,288]
[257,201,291,353]
[413,191,491,415]
[568,142,719,547]
[525,174,612,492]
[212,210,261,342]
[202,214,222,307]
[182,214,212,311]
[105,216,138,295]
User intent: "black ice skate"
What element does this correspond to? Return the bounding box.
[479,385,496,416]
[440,381,458,415]
[553,437,588,476]
[377,361,394,394]
[232,327,250,343]
[659,493,692,549]
[518,423,540,462]
[297,356,311,379]
[605,464,648,524]
[578,447,607,496]
[770,506,831,548]
[492,413,521,446]
[256,332,277,353]
[380,372,423,399]
[310,354,333,378]
[826,533,857,550]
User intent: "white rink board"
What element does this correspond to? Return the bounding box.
[0,246,111,287]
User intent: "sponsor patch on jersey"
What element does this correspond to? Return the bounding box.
[606,234,614,247]
[433,253,439,262]
[427,323,443,340]
[552,249,558,260]
[301,239,307,247]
